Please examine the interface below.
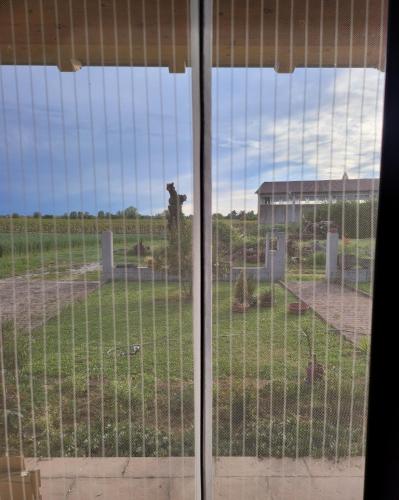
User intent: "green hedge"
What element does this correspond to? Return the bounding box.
[303,199,378,238]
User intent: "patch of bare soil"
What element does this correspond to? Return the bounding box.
[0,277,99,332]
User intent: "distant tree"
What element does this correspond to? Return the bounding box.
[42,214,54,219]
[246,210,257,221]
[97,210,105,218]
[227,210,238,219]
[11,213,20,218]
[69,211,78,219]
[236,210,257,221]
[155,209,169,218]
[33,211,41,218]
[302,199,378,239]
[123,206,139,218]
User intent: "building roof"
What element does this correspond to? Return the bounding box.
[256,178,380,195]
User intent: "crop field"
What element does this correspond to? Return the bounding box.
[0,217,168,235]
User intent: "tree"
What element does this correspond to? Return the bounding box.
[228,210,238,219]
[123,206,139,218]
[246,210,257,221]
[302,199,378,239]
[155,182,192,297]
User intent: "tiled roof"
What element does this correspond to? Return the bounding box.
[256,178,380,195]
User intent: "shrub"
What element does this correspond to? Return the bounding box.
[302,199,378,238]
[213,220,242,257]
[304,251,326,268]
[234,270,256,305]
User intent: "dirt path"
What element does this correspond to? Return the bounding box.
[0,277,99,332]
[283,280,372,344]
[21,261,101,280]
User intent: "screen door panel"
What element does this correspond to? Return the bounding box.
[0,0,195,498]
[212,0,386,498]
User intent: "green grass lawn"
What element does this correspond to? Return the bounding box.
[344,280,373,296]
[0,233,166,279]
[339,238,375,257]
[1,281,368,459]
[356,282,372,295]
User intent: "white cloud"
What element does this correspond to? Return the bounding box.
[212,68,385,214]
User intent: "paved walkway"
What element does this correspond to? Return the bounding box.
[0,278,99,332]
[283,281,372,344]
[23,457,364,499]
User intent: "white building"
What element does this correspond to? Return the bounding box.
[256,177,379,224]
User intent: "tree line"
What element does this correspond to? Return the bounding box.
[3,207,155,220]
[4,208,259,220]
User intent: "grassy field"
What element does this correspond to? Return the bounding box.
[1,282,368,459]
[0,230,375,280]
[0,232,166,279]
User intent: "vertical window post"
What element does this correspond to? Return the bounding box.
[191,0,213,498]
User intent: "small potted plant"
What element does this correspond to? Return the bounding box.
[258,286,275,307]
[288,301,309,315]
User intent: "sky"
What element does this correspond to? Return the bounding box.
[0,64,385,216]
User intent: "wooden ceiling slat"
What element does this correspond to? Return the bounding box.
[0,0,386,72]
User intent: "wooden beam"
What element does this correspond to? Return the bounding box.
[0,0,387,71]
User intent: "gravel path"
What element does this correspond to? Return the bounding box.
[283,280,372,344]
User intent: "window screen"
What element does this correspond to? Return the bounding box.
[212,0,386,498]
[0,0,388,499]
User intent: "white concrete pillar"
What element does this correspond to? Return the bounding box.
[102,230,114,280]
[326,230,339,280]
[264,233,270,268]
[273,232,286,281]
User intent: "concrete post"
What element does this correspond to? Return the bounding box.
[102,230,114,281]
[326,231,339,280]
[264,233,270,267]
[273,232,286,281]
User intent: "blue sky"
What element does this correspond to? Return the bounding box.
[0,64,384,216]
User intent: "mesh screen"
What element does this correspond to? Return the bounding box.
[0,0,388,498]
[0,0,195,497]
[212,0,386,498]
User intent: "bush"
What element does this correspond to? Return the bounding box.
[304,251,326,268]
[303,199,378,238]
[213,220,242,256]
